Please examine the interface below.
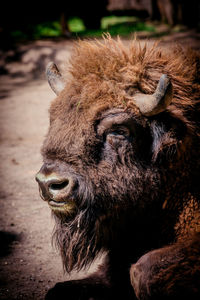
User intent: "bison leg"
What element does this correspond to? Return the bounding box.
[45,278,112,300]
[45,277,137,300]
[45,261,139,300]
[45,253,137,300]
[130,233,200,300]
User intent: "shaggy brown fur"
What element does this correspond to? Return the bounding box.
[37,36,200,300]
[67,36,199,112]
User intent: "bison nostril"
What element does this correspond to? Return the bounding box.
[36,170,76,201]
[50,180,69,191]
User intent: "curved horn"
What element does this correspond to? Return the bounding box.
[133,74,173,116]
[46,62,65,95]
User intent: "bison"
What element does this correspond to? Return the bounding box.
[36,36,200,300]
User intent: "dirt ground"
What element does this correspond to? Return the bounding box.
[0,30,200,300]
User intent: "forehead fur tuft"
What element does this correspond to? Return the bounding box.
[60,35,200,116]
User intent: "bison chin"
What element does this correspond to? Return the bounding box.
[52,207,101,273]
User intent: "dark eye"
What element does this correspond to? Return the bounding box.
[106,126,130,139]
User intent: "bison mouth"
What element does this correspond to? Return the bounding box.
[48,199,67,207]
[48,198,78,217]
[48,198,74,209]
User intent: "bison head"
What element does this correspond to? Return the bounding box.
[36,37,200,273]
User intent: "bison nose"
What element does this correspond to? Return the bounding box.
[35,172,76,202]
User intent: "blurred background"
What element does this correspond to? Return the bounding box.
[0,1,200,300]
[0,0,200,46]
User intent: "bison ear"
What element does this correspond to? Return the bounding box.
[133,74,173,116]
[46,62,65,95]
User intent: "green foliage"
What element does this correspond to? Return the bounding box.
[71,15,155,38]
[101,15,139,29]
[10,15,155,41]
[68,17,85,32]
[33,21,62,38]
[11,30,28,39]
[11,21,62,40]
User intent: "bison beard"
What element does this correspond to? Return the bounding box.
[52,164,161,274]
[52,210,98,273]
[36,36,200,300]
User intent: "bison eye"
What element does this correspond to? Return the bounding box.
[106,126,131,139]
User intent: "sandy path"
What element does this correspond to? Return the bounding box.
[0,31,199,300]
[0,77,66,299]
[0,40,74,299]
